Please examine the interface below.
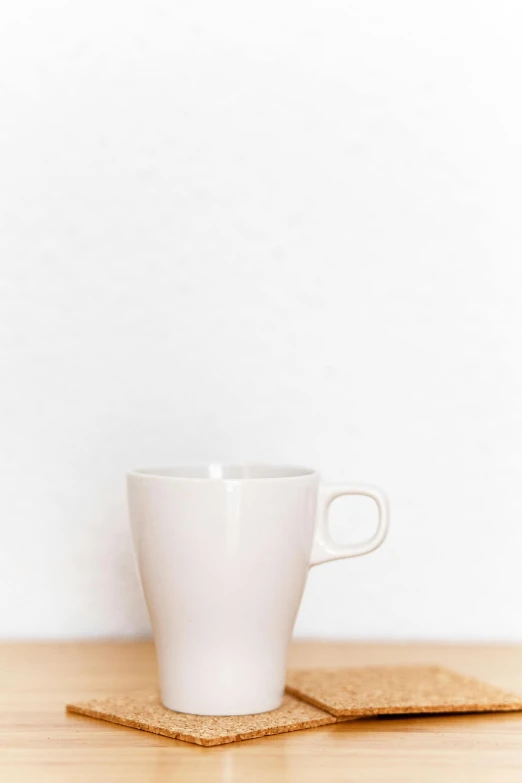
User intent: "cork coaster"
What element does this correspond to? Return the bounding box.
[66,690,338,747]
[286,665,522,718]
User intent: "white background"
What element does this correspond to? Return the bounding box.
[1,1,521,640]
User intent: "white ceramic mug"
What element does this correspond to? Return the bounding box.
[127,464,389,716]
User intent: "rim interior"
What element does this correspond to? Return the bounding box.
[129,464,316,480]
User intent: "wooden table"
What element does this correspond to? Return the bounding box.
[2,641,522,782]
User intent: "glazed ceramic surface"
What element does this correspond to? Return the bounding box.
[128,464,389,715]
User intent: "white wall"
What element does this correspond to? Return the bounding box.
[1,0,522,640]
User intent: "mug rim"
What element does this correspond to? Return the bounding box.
[128,464,317,481]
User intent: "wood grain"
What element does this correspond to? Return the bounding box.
[2,641,522,782]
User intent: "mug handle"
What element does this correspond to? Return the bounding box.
[310,484,389,566]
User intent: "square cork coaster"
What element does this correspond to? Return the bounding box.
[66,690,338,747]
[286,665,522,718]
